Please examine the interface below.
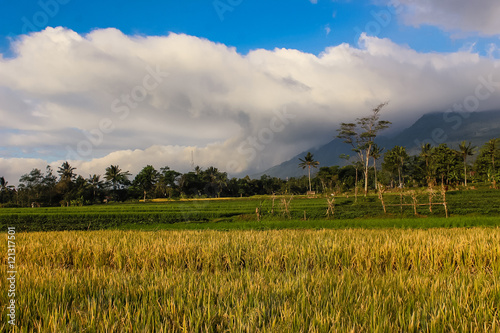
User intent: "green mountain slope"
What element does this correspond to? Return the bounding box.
[253,110,500,179]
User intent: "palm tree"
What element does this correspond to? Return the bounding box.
[0,177,14,204]
[57,161,76,182]
[371,144,384,189]
[104,165,131,198]
[485,138,499,188]
[395,146,409,187]
[87,174,104,202]
[458,141,476,186]
[486,139,498,173]
[298,152,320,192]
[0,177,9,191]
[202,166,227,198]
[341,154,361,201]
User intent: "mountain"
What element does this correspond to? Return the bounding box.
[253,110,500,179]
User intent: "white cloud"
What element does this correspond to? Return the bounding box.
[390,0,500,36]
[325,24,331,36]
[1,28,500,184]
[487,43,500,59]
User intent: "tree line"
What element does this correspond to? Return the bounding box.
[0,162,312,207]
[0,135,498,208]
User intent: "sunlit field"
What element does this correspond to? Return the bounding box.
[1,228,500,332]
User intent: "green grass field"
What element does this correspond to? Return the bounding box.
[1,188,500,232]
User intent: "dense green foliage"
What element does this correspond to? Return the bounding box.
[1,137,499,208]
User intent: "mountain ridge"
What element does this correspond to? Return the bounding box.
[252,110,500,179]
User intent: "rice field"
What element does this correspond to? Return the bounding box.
[2,228,500,332]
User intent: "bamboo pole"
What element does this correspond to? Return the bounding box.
[441,184,448,218]
[377,183,386,214]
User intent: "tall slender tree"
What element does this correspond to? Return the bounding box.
[43,166,57,205]
[395,146,409,187]
[420,143,433,185]
[340,154,361,200]
[457,141,476,186]
[383,146,408,188]
[298,152,320,192]
[337,102,391,195]
[371,144,384,188]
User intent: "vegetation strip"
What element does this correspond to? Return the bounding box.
[1,189,500,231]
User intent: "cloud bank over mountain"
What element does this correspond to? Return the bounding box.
[1,27,499,183]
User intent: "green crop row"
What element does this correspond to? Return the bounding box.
[1,189,499,231]
[0,211,238,232]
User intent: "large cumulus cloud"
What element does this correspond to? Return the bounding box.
[0,27,499,184]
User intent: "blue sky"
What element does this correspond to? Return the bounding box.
[0,0,499,182]
[1,0,498,57]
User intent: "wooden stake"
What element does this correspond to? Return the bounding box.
[377,184,386,214]
[280,195,293,219]
[428,185,434,213]
[400,189,403,214]
[441,184,448,218]
[271,194,275,216]
[326,196,335,219]
[410,190,418,215]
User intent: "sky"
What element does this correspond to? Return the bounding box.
[1,0,500,184]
